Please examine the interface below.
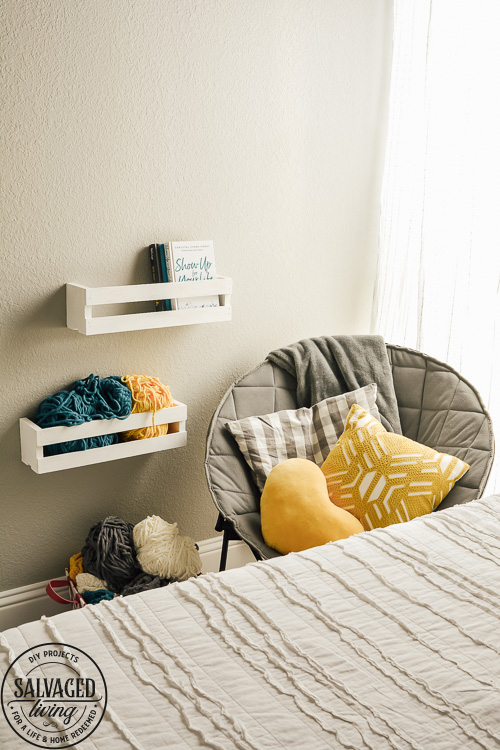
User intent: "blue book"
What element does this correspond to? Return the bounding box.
[157,243,172,312]
[148,244,166,312]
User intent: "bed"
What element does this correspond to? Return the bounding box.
[2,494,500,749]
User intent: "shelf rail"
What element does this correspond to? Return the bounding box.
[66,277,232,335]
[20,402,187,473]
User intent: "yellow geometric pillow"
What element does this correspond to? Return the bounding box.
[321,405,470,531]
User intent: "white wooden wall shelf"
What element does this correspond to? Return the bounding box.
[20,402,187,474]
[66,277,232,335]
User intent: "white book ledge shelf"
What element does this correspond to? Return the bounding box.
[66,277,232,335]
[20,402,187,474]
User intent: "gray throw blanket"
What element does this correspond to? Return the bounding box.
[267,334,402,434]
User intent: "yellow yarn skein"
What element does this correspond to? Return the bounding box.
[121,375,175,441]
[68,552,84,583]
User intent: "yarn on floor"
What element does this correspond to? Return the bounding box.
[133,515,202,582]
[121,572,173,596]
[68,552,84,584]
[82,589,114,605]
[81,516,139,594]
[76,572,108,594]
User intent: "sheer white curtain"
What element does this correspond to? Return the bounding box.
[373,0,500,493]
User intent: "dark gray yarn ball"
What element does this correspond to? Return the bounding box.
[81,516,138,594]
[121,572,173,597]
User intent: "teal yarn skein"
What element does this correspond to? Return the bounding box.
[35,374,132,455]
[82,589,114,605]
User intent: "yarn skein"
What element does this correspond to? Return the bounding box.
[121,572,173,596]
[36,375,132,456]
[82,589,114,605]
[121,375,175,441]
[81,516,138,594]
[45,434,118,457]
[133,516,202,582]
[68,553,84,584]
[76,572,108,595]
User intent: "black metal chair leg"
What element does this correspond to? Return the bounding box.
[215,512,241,572]
[219,525,230,572]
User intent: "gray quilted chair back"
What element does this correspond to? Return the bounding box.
[205,344,495,561]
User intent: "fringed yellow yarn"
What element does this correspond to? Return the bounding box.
[121,375,175,441]
[68,552,84,583]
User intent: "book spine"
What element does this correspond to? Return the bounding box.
[158,243,172,312]
[148,244,162,311]
[154,244,167,312]
[165,242,177,310]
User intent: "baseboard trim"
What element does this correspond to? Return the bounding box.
[0,536,254,632]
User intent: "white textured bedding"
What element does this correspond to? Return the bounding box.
[2,495,500,749]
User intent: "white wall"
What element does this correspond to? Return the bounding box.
[0,0,393,591]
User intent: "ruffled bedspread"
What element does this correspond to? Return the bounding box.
[2,495,500,749]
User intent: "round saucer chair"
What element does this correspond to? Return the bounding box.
[205,344,495,570]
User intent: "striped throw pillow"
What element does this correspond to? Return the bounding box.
[225,384,380,492]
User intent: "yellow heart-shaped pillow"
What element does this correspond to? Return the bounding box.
[261,458,364,554]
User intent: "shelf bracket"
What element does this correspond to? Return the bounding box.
[66,284,91,334]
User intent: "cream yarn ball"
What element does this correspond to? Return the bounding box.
[133,515,202,582]
[76,572,108,594]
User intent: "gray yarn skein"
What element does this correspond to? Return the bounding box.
[121,572,173,596]
[81,516,138,594]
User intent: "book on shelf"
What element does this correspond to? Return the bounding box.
[159,240,219,310]
[157,244,172,311]
[148,243,163,312]
[148,243,170,311]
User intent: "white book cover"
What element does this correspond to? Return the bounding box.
[167,241,219,310]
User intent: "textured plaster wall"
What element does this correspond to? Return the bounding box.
[0,0,392,591]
